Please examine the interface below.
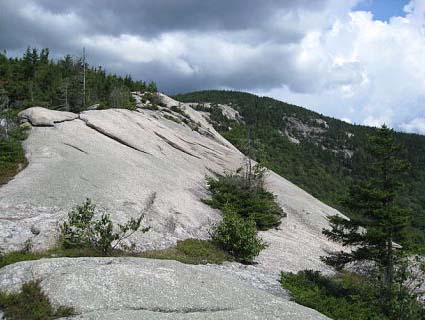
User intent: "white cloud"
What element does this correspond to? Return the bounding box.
[400,118,425,134]
[341,118,353,124]
[258,0,425,132]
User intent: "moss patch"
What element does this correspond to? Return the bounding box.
[140,239,232,265]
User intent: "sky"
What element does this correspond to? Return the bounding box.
[354,0,409,20]
[1,0,425,133]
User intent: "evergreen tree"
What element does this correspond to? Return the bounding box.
[323,126,410,274]
[322,125,413,315]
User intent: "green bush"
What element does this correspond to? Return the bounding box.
[281,270,425,320]
[0,281,74,320]
[210,207,266,263]
[61,199,149,255]
[204,164,284,230]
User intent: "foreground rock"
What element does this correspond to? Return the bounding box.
[0,257,329,320]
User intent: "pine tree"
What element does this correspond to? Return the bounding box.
[322,125,411,287]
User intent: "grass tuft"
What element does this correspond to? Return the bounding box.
[140,239,232,265]
[0,281,74,320]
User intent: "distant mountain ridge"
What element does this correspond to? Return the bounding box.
[174,90,425,250]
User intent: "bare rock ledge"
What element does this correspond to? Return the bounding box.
[0,257,329,320]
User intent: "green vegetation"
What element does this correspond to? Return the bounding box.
[141,239,231,264]
[203,164,281,263]
[61,199,150,255]
[323,126,410,273]
[175,90,425,251]
[210,206,266,264]
[203,164,284,230]
[0,281,74,320]
[0,247,105,269]
[0,239,231,269]
[281,127,424,320]
[281,271,383,320]
[0,125,28,185]
[322,126,425,319]
[281,270,424,320]
[163,114,182,124]
[0,47,157,113]
[170,105,190,118]
[140,104,160,111]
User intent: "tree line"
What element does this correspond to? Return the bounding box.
[0,47,157,115]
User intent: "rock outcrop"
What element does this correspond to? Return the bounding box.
[0,94,344,275]
[0,257,330,319]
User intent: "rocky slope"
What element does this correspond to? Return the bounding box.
[0,93,344,272]
[0,93,347,318]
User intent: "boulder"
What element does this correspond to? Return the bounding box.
[0,257,330,320]
[18,107,78,126]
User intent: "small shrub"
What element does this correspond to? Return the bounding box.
[0,281,74,320]
[204,163,284,230]
[61,199,149,255]
[210,207,266,264]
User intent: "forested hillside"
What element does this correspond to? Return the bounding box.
[175,90,425,250]
[0,47,157,113]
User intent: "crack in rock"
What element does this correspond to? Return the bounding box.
[63,143,88,154]
[96,306,234,314]
[154,132,201,159]
[81,119,152,156]
[178,137,223,154]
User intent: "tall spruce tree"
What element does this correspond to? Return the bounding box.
[322,125,411,287]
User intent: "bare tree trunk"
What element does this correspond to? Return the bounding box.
[82,47,86,110]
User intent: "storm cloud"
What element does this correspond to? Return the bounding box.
[1,0,425,133]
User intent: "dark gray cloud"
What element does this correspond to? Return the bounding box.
[31,0,325,35]
[1,0,424,133]
[0,0,336,92]
[0,0,326,50]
